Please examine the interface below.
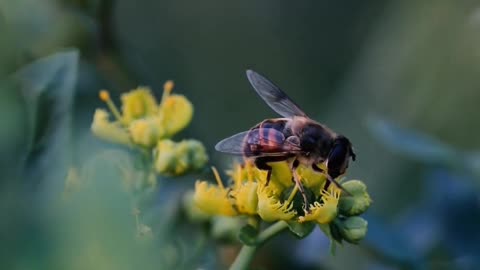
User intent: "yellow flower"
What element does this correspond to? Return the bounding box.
[231,181,258,215]
[129,117,160,147]
[257,186,296,222]
[267,162,294,193]
[121,87,158,123]
[157,94,193,138]
[91,109,131,145]
[193,168,237,216]
[299,186,341,224]
[183,190,210,222]
[297,164,327,195]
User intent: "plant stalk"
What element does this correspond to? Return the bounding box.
[229,220,289,270]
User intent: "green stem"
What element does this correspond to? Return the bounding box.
[284,184,299,206]
[229,221,289,270]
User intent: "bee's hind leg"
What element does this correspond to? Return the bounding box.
[291,159,310,212]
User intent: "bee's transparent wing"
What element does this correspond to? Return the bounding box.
[215,131,249,155]
[246,70,307,118]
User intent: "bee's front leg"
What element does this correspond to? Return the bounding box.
[311,163,351,196]
[291,159,310,212]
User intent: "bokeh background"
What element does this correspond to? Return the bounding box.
[1,0,480,269]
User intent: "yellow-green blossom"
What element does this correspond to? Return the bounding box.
[92,82,196,149]
[193,169,237,216]
[129,117,160,147]
[231,181,258,215]
[157,93,193,138]
[121,87,157,123]
[257,186,296,222]
[91,109,131,146]
[299,187,341,224]
[297,163,328,195]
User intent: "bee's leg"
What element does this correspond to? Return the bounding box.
[311,164,351,196]
[291,159,309,212]
[254,158,272,186]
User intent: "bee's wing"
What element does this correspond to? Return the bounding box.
[215,129,303,157]
[215,131,250,155]
[246,70,307,118]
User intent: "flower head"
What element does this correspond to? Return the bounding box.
[191,159,372,244]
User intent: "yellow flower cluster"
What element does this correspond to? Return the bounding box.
[91,81,207,176]
[194,161,368,225]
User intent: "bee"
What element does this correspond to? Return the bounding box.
[215,70,356,209]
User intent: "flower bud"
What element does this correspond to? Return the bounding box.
[91,109,131,146]
[338,180,372,216]
[121,87,157,123]
[334,216,368,244]
[154,139,208,175]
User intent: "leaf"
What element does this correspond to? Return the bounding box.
[367,117,456,165]
[286,220,315,239]
[13,50,79,185]
[238,224,258,246]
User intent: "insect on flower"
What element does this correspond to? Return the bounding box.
[215,70,356,210]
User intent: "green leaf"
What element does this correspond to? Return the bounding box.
[13,50,79,184]
[286,220,315,239]
[238,224,258,246]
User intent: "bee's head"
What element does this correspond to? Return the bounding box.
[326,136,355,178]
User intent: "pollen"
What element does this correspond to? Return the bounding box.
[99,90,110,102]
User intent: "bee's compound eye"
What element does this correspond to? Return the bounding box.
[327,143,348,173]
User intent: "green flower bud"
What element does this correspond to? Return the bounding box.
[154,139,208,175]
[338,180,372,216]
[334,216,368,244]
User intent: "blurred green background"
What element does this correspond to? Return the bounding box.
[1,0,480,269]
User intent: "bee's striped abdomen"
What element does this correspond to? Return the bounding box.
[243,119,289,157]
